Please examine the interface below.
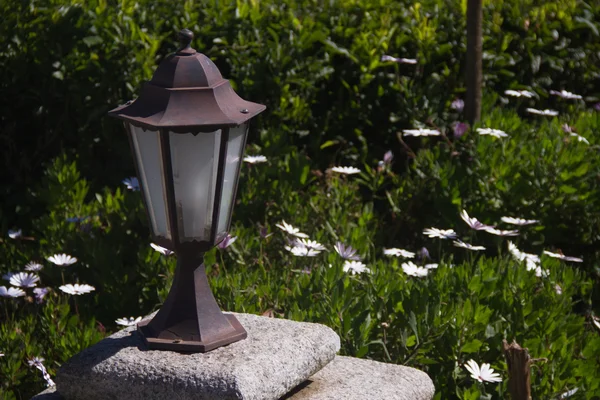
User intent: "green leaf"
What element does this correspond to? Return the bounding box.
[320,140,338,150]
[559,185,577,194]
[461,339,483,353]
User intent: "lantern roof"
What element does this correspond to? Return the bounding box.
[108,29,265,132]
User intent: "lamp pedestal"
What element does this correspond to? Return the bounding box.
[35,313,435,400]
[138,250,246,352]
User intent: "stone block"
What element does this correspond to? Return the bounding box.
[284,356,435,400]
[56,313,340,400]
[35,355,436,400]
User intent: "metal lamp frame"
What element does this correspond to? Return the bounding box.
[108,29,264,352]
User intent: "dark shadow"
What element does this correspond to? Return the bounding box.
[278,380,314,399]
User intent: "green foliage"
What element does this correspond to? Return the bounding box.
[1,0,600,399]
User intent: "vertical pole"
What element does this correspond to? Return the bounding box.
[503,340,532,400]
[466,0,483,124]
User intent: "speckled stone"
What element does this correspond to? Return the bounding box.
[284,356,435,400]
[35,355,435,400]
[55,313,340,400]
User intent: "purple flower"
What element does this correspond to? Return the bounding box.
[122,177,140,191]
[383,151,394,165]
[33,288,49,304]
[334,242,362,261]
[259,226,273,239]
[452,122,468,139]
[418,247,430,260]
[594,103,600,111]
[66,216,88,223]
[561,123,573,133]
[451,99,464,112]
[217,234,237,250]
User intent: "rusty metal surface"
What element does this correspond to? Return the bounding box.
[108,30,265,133]
[139,249,247,352]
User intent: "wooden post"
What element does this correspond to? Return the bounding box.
[465,0,483,123]
[502,340,532,400]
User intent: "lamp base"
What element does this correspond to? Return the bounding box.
[137,313,247,352]
[136,250,247,353]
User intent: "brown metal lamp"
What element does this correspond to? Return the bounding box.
[108,28,265,352]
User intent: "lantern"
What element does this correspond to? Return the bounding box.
[108,29,265,352]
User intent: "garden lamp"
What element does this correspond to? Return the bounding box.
[108,28,265,352]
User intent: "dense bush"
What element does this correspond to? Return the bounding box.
[1,0,600,399]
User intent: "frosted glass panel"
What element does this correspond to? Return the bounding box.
[169,130,222,241]
[217,124,248,236]
[129,125,170,239]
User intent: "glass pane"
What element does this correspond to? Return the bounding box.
[129,125,170,239]
[217,124,248,237]
[169,130,222,241]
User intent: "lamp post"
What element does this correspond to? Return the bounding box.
[108,29,265,352]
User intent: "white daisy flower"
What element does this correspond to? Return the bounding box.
[383,248,416,258]
[150,243,174,256]
[401,261,429,277]
[464,359,502,383]
[504,89,535,98]
[570,133,590,144]
[533,266,549,278]
[243,155,268,164]
[423,227,457,239]
[343,260,369,274]
[593,317,600,331]
[122,177,140,191]
[0,286,26,298]
[543,251,583,263]
[9,272,39,288]
[555,284,563,295]
[8,229,22,239]
[334,242,361,261]
[476,128,509,139]
[501,216,539,226]
[425,263,439,269]
[484,227,519,237]
[28,357,55,388]
[47,254,77,266]
[508,242,541,272]
[380,55,417,64]
[558,388,579,399]
[59,283,96,295]
[275,220,309,238]
[453,240,486,251]
[508,242,539,262]
[550,90,582,100]
[294,239,327,251]
[460,210,495,231]
[526,108,559,117]
[402,128,441,137]
[24,262,44,272]
[331,166,361,175]
[115,316,143,326]
[284,245,321,257]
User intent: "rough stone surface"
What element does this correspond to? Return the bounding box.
[283,356,435,400]
[56,313,340,400]
[35,355,435,400]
